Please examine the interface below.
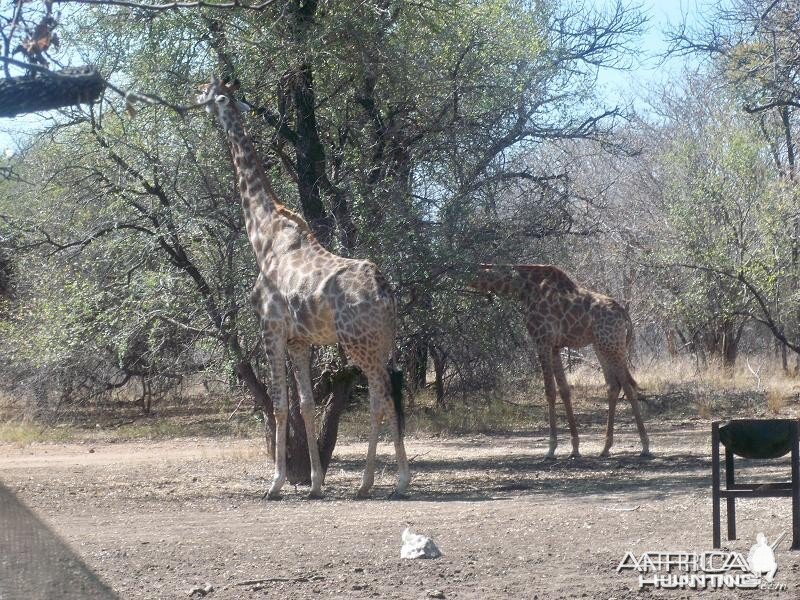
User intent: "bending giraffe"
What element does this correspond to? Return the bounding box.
[197,77,409,498]
[470,264,650,458]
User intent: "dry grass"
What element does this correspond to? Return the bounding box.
[2,355,799,447]
[567,354,796,394]
[568,354,800,421]
[766,388,789,414]
[0,407,263,446]
[0,421,79,445]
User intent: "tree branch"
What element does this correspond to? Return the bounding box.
[53,0,277,12]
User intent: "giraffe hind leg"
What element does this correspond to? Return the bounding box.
[598,360,621,458]
[621,367,651,457]
[355,366,410,498]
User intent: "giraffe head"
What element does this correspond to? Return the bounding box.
[196,75,250,135]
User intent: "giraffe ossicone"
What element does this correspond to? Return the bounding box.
[470,264,650,459]
[197,75,410,498]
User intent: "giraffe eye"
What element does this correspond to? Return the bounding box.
[215,95,229,105]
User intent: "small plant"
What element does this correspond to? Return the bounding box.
[696,393,714,419]
[766,389,787,414]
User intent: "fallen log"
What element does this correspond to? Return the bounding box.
[0,66,105,118]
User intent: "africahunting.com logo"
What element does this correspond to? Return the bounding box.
[617,532,787,591]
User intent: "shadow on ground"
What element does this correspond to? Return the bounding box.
[0,481,118,599]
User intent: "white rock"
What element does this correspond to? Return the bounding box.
[401,527,441,559]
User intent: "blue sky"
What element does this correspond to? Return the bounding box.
[595,0,699,110]
[0,1,700,153]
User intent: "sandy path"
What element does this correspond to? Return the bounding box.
[2,426,799,599]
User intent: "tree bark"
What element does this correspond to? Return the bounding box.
[722,331,739,373]
[285,373,312,484]
[703,322,742,375]
[292,63,335,248]
[235,357,276,460]
[317,366,361,471]
[430,344,447,407]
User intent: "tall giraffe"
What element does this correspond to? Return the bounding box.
[197,76,409,499]
[471,264,650,458]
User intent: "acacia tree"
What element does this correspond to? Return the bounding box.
[1,0,645,483]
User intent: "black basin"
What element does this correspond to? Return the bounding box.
[718,419,799,459]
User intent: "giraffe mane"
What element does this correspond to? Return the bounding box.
[276,205,317,241]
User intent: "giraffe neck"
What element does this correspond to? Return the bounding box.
[494,271,528,300]
[224,115,281,255]
[472,267,528,300]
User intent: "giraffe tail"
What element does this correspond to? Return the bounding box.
[389,367,405,435]
[624,310,638,390]
[625,310,635,351]
[623,365,638,390]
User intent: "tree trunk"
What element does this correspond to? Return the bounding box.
[317,366,361,471]
[292,63,336,248]
[235,358,276,460]
[285,373,312,484]
[207,7,358,482]
[705,322,743,376]
[722,332,739,374]
[278,364,361,484]
[404,335,428,396]
[782,337,789,373]
[285,6,359,482]
[666,328,678,357]
[430,345,447,408]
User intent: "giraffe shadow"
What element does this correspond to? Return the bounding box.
[326,448,797,503]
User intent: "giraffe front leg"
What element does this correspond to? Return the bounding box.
[266,345,289,500]
[289,344,324,498]
[539,349,559,459]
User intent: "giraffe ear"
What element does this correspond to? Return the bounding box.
[214,95,230,105]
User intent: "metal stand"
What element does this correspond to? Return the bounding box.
[712,420,800,550]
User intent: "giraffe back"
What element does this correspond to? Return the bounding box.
[514,264,579,294]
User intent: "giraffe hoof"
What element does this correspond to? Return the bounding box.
[640,450,654,459]
[542,454,556,462]
[569,452,581,460]
[263,491,282,501]
[598,450,611,458]
[307,490,324,500]
[387,489,409,500]
[355,487,372,500]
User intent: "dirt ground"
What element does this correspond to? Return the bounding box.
[2,419,800,599]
